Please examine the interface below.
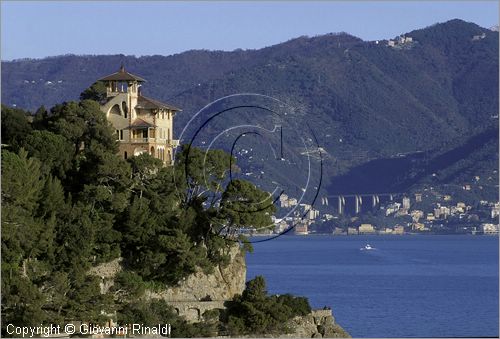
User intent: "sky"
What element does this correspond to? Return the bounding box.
[1,1,498,61]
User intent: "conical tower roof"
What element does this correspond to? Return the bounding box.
[98,65,146,82]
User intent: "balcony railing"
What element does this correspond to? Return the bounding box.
[130,138,156,143]
[126,138,180,146]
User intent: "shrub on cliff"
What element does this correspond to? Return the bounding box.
[224,276,312,335]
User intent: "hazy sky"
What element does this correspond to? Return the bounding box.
[1,1,498,61]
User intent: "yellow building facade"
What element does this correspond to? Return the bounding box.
[358,223,375,234]
[98,66,180,165]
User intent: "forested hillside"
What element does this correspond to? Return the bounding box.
[2,19,498,195]
[1,99,315,337]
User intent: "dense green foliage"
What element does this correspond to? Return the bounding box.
[222,276,311,336]
[0,95,280,336]
[79,81,107,104]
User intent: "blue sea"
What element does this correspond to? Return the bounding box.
[246,235,499,338]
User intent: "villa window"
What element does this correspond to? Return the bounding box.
[122,102,128,118]
[116,129,124,140]
[110,104,121,116]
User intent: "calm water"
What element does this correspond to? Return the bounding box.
[246,235,499,338]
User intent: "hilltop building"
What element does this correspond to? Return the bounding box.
[387,35,413,47]
[97,66,180,165]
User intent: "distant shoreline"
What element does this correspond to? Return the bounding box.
[249,232,499,237]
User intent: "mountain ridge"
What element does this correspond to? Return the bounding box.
[2,19,498,197]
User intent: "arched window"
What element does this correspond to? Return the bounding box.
[150,146,154,155]
[124,151,128,159]
[109,104,121,116]
[122,101,128,118]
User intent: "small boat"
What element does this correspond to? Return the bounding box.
[360,243,375,251]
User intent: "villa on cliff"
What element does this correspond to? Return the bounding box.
[98,66,180,165]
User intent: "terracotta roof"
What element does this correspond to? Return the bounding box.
[98,65,146,82]
[128,118,155,129]
[136,95,181,111]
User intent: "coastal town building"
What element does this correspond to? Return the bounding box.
[274,220,289,233]
[413,222,428,231]
[295,222,309,235]
[481,223,499,234]
[358,224,375,234]
[97,66,180,165]
[411,210,424,222]
[402,197,411,210]
[279,194,290,208]
[456,202,466,213]
[307,208,320,220]
[347,227,358,235]
[393,225,405,235]
[279,194,300,208]
[323,214,334,221]
[385,202,401,216]
[491,202,500,219]
[334,227,346,235]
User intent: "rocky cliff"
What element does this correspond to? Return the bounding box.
[146,245,246,302]
[145,245,246,323]
[89,246,350,337]
[285,310,351,338]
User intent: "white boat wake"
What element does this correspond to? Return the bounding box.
[360,243,377,251]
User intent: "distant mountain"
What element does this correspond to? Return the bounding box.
[2,19,498,199]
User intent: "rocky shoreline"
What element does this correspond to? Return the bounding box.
[90,246,351,338]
